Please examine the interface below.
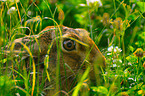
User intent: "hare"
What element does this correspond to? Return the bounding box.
[2,26,105,95]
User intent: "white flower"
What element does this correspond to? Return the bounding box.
[86,0,102,7]
[108,46,113,52]
[128,62,132,65]
[15,93,20,96]
[45,55,48,57]
[113,59,117,63]
[28,11,33,15]
[119,59,122,63]
[107,53,112,55]
[124,69,128,74]
[115,75,118,77]
[105,72,108,75]
[7,7,17,15]
[113,59,122,63]
[128,78,134,81]
[113,64,117,67]
[114,46,122,53]
[79,4,86,6]
[114,47,117,52]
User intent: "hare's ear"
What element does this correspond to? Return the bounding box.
[75,28,90,37]
[40,26,56,33]
[40,25,67,32]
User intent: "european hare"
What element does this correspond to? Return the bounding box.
[2,26,105,95]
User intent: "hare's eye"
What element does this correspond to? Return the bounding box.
[63,39,76,51]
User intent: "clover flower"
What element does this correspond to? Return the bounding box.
[107,46,122,55]
[107,46,122,67]
[103,13,110,26]
[114,17,123,31]
[112,59,122,67]
[114,46,122,53]
[113,59,122,63]
[108,46,113,52]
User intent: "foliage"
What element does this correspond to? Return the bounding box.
[0,0,145,96]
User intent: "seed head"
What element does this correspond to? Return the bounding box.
[133,48,143,57]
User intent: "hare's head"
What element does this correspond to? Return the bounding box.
[43,26,105,78]
[3,26,105,77]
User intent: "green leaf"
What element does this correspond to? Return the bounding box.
[130,0,138,3]
[127,82,143,94]
[129,46,135,52]
[135,41,143,47]
[91,86,98,92]
[72,66,90,96]
[0,58,7,63]
[0,76,15,96]
[139,32,145,41]
[137,2,145,12]
[117,92,129,96]
[141,85,145,90]
[126,54,138,64]
[91,86,108,95]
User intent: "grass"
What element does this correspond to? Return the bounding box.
[0,0,145,96]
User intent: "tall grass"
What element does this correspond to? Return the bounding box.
[0,0,145,96]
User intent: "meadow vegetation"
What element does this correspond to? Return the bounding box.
[0,0,145,96]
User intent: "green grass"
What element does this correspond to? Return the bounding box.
[0,0,145,96]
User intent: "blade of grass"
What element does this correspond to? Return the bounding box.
[72,66,90,96]
[14,86,30,95]
[19,42,36,96]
